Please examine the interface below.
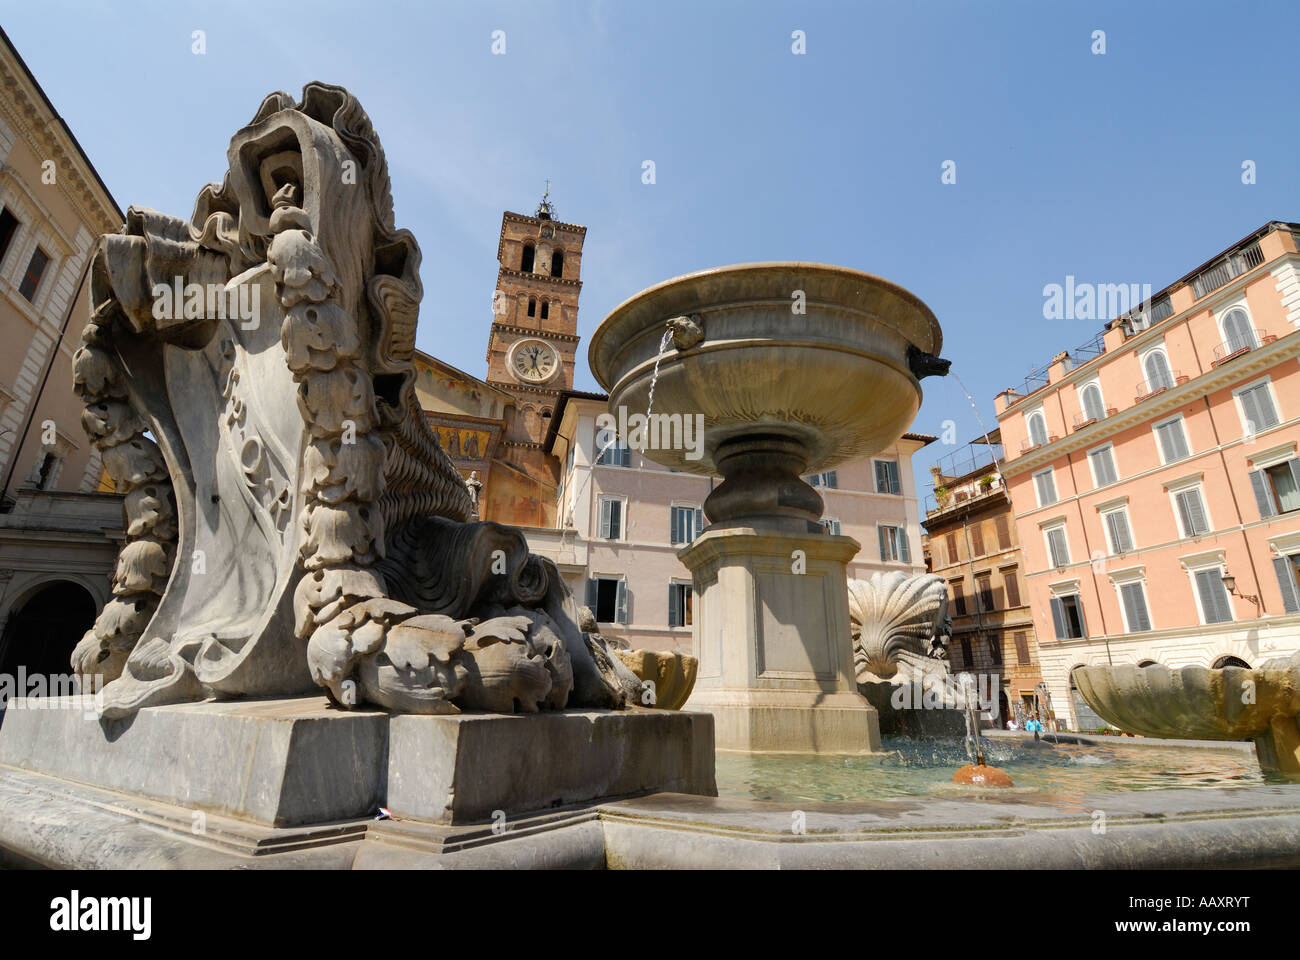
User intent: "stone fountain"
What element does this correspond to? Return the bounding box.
[1075,655,1300,773]
[590,264,947,752]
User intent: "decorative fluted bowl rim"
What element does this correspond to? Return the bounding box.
[589,261,942,392]
[1073,657,1300,741]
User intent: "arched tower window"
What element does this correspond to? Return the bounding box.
[527,297,536,317]
[521,243,535,273]
[550,250,564,278]
[540,301,550,320]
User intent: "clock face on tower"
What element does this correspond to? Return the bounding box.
[508,338,560,384]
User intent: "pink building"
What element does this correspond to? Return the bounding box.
[995,221,1300,730]
[538,390,934,652]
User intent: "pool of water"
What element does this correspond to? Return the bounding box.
[714,736,1294,808]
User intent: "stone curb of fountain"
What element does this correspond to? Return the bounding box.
[5,761,1300,869]
[983,729,1258,754]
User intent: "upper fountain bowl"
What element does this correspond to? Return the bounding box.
[588,263,944,478]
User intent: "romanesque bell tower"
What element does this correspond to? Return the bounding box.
[484,192,585,489]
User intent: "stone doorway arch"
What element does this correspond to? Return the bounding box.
[0,579,98,691]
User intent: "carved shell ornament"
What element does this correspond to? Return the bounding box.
[70,83,640,718]
[847,572,949,682]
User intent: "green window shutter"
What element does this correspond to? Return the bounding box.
[1049,597,1068,640]
[899,529,911,562]
[878,525,890,561]
[668,584,681,627]
[1249,469,1277,519]
[615,579,629,625]
[1273,557,1300,614]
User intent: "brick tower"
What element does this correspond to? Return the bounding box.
[484,191,585,489]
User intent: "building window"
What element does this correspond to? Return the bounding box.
[550,251,564,278]
[597,496,624,539]
[995,515,1011,551]
[1273,554,1300,615]
[977,575,994,612]
[1045,525,1070,568]
[1220,307,1257,353]
[540,301,550,320]
[819,517,842,535]
[594,426,632,466]
[1033,468,1057,507]
[1100,506,1134,554]
[959,637,973,666]
[1235,380,1280,435]
[1080,382,1105,422]
[527,297,537,317]
[945,532,958,565]
[807,470,837,488]
[874,459,901,495]
[588,576,628,625]
[1014,631,1030,665]
[670,505,704,545]
[1171,484,1210,538]
[1034,465,1055,504]
[969,523,984,557]
[1087,444,1118,487]
[987,636,1002,666]
[1004,570,1021,607]
[951,580,967,616]
[668,581,692,627]
[1153,415,1190,464]
[1026,410,1048,447]
[878,524,911,562]
[1192,567,1233,625]
[1250,459,1300,518]
[19,247,50,302]
[0,209,19,266]
[1143,349,1174,392]
[1117,580,1152,632]
[34,451,58,490]
[521,243,536,273]
[1049,592,1087,639]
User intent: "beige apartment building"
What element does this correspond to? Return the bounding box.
[995,221,1300,730]
[541,388,934,652]
[0,28,124,685]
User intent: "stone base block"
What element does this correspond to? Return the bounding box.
[0,696,388,826]
[0,697,716,830]
[388,708,715,823]
[685,688,880,754]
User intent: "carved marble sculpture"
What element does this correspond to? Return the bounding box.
[70,83,638,718]
[847,571,949,682]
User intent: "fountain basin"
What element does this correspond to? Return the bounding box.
[1074,655,1300,772]
[589,262,942,528]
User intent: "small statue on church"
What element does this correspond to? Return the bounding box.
[464,471,483,519]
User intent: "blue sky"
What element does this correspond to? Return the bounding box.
[5,0,1297,480]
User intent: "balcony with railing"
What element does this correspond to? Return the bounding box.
[1189,243,1264,299]
[1072,407,1119,431]
[925,473,1006,518]
[1211,329,1277,367]
[1020,434,1060,453]
[1134,370,1189,403]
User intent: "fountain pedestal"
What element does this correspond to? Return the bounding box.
[679,525,881,753]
